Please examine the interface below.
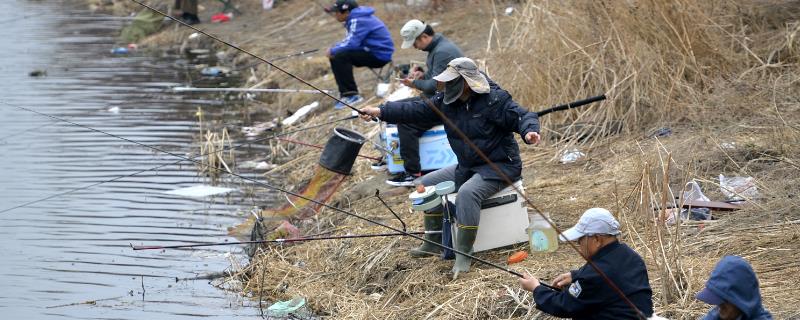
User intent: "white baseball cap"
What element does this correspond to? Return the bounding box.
[400,19,426,49]
[559,208,621,241]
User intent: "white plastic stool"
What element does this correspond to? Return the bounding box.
[446,180,530,252]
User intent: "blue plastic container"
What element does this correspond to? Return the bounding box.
[384,124,458,174]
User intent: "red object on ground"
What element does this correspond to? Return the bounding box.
[507,251,528,264]
[211,13,231,23]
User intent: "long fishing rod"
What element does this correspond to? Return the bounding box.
[128,0,365,115]
[5,101,559,291]
[276,137,382,162]
[0,109,356,214]
[414,94,646,319]
[172,87,335,94]
[131,230,438,250]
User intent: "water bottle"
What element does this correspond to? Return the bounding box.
[527,213,558,253]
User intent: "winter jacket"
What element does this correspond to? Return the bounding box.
[533,241,654,319]
[702,256,773,320]
[412,34,464,97]
[330,7,394,62]
[379,77,539,187]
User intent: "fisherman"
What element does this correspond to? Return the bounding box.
[696,256,773,320]
[325,0,394,110]
[173,0,200,25]
[358,57,540,277]
[518,208,654,319]
[383,19,464,187]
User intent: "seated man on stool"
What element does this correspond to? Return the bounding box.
[325,0,394,109]
[384,19,464,187]
[359,57,540,277]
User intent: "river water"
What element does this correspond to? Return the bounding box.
[0,1,271,318]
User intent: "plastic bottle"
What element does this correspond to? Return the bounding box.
[527,213,558,253]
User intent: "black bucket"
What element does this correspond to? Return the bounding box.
[318,127,367,175]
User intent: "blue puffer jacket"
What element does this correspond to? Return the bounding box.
[379,77,539,187]
[702,256,773,320]
[330,7,394,62]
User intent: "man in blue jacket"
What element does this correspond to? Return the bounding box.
[519,208,654,319]
[696,256,773,320]
[359,57,540,277]
[325,0,394,109]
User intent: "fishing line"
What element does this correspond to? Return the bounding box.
[131,231,435,250]
[128,0,366,115]
[4,100,559,290]
[415,95,646,319]
[0,104,356,214]
[276,137,382,162]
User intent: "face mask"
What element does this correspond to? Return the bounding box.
[443,76,465,104]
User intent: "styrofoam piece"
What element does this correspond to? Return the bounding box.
[385,85,414,102]
[447,180,528,252]
[164,185,236,198]
[282,101,319,126]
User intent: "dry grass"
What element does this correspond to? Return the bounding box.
[103,0,800,318]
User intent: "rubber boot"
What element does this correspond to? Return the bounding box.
[409,213,443,258]
[452,225,478,279]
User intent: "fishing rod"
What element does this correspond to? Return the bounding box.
[131,230,438,250]
[0,110,356,214]
[5,101,558,291]
[414,94,646,319]
[276,137,382,162]
[128,0,366,116]
[172,87,335,94]
[536,94,606,117]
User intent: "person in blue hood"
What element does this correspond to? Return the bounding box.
[325,0,395,109]
[697,256,773,320]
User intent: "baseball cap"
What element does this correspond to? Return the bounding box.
[400,19,426,49]
[325,0,358,13]
[559,208,621,242]
[433,57,490,99]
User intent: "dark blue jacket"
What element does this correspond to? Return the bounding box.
[533,241,653,319]
[330,7,394,62]
[702,256,772,320]
[379,78,539,187]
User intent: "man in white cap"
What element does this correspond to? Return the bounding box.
[358,57,541,277]
[384,19,464,187]
[518,208,654,319]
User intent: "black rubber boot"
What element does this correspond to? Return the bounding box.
[452,226,478,279]
[409,212,443,258]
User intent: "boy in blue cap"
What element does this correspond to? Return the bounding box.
[325,0,394,109]
[696,256,773,320]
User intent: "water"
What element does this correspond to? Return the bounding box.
[0,1,274,318]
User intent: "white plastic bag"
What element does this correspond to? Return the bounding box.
[719,174,758,201]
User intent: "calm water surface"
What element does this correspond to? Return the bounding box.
[0,1,275,318]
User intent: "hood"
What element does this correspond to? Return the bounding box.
[347,6,374,19]
[705,256,768,318]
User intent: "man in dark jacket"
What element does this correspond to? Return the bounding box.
[326,0,394,109]
[696,256,773,320]
[384,19,464,187]
[519,208,654,319]
[359,57,540,277]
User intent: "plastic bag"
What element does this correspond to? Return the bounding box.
[266,297,306,317]
[719,175,758,201]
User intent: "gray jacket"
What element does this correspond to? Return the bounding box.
[412,34,464,97]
